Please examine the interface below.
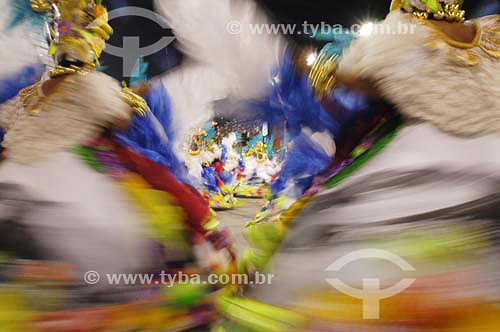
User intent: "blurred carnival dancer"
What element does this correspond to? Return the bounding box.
[154,0,500,331]
[0,1,236,330]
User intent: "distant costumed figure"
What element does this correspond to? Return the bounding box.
[220,132,240,188]
[185,128,237,210]
[0,1,237,331]
[235,141,274,199]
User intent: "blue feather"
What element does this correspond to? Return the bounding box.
[258,41,368,198]
[202,167,220,192]
[221,145,227,162]
[333,85,369,111]
[0,64,44,147]
[114,81,189,182]
[271,132,332,198]
[252,51,340,140]
[219,171,234,185]
[0,65,45,104]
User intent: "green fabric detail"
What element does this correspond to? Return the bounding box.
[72,146,104,172]
[216,296,306,332]
[422,0,441,13]
[324,119,402,189]
[240,221,285,273]
[352,146,366,158]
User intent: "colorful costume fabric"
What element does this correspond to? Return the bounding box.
[0,1,235,331]
[214,1,500,331]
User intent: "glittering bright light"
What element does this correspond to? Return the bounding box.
[359,22,374,36]
[306,53,317,66]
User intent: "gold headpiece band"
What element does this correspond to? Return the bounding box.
[30,0,113,65]
[390,0,465,22]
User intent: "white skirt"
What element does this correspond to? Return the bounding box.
[0,151,153,286]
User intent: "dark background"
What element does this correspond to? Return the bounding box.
[101,0,499,81]
[257,0,498,27]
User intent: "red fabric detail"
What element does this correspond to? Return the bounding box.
[216,175,224,188]
[272,137,281,151]
[211,161,224,175]
[113,143,210,234]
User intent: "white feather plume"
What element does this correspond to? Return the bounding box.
[155,0,288,151]
[0,0,45,77]
[159,62,229,151]
[155,0,288,100]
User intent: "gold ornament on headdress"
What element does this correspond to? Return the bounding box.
[121,82,149,117]
[30,0,51,13]
[30,0,114,65]
[30,1,148,117]
[48,64,96,78]
[189,129,208,156]
[244,147,256,158]
[205,139,216,153]
[255,142,268,163]
[308,51,339,100]
[390,0,466,22]
[390,0,407,12]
